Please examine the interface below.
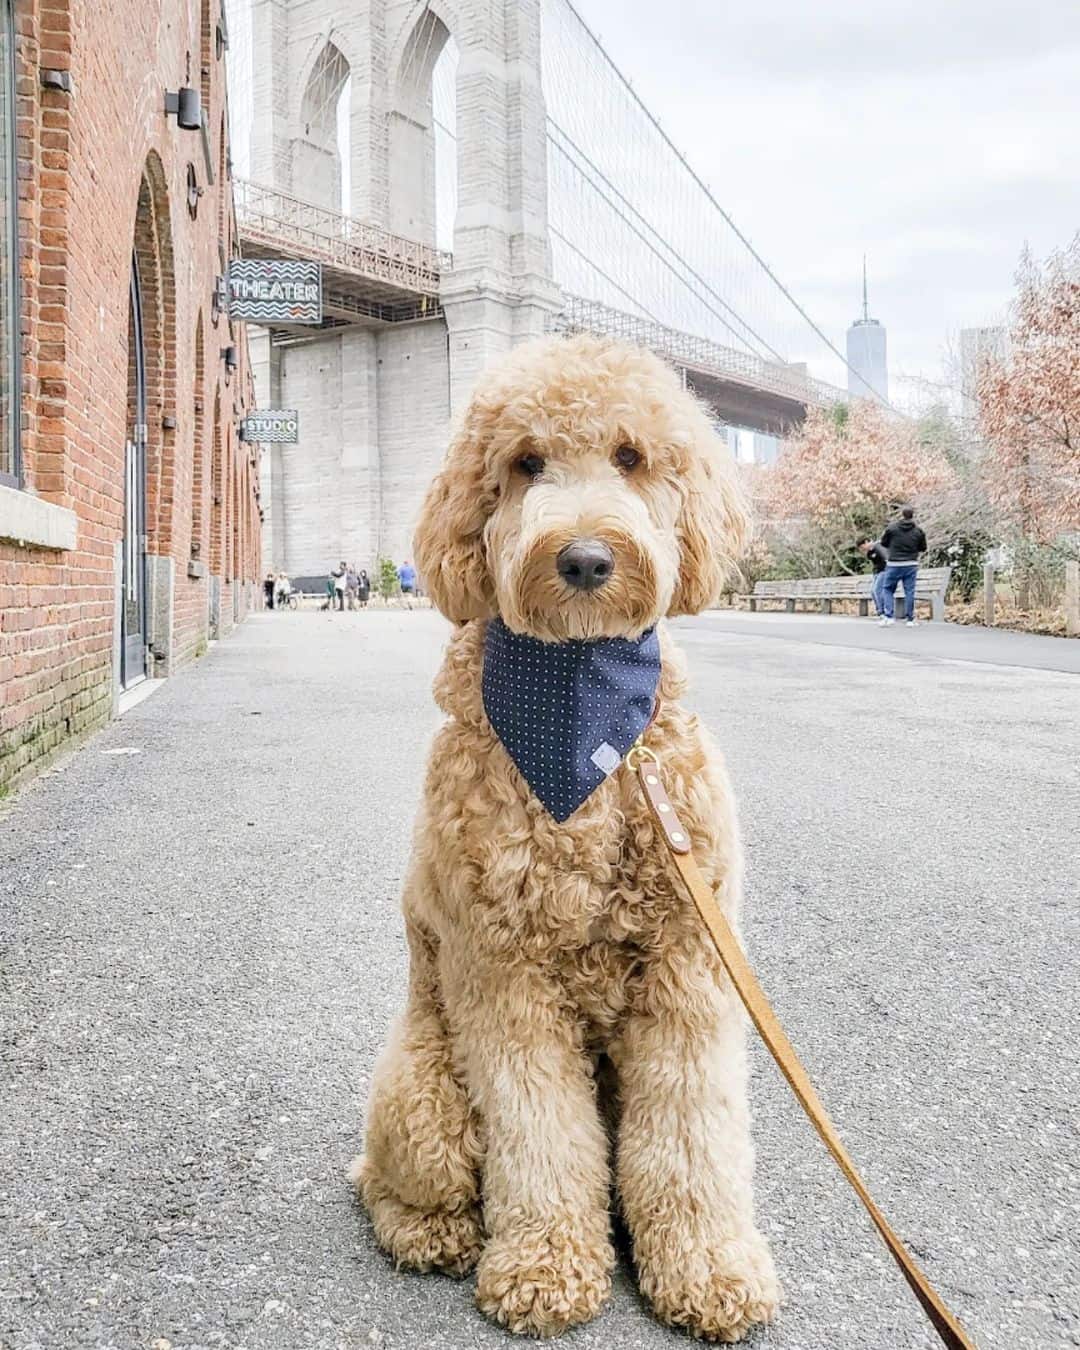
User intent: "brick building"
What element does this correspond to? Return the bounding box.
[0,0,262,790]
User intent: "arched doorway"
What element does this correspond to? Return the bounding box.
[124,152,176,679]
[122,254,149,686]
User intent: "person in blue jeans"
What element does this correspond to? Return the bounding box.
[858,536,889,616]
[878,506,927,626]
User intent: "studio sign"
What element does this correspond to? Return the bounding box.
[241,410,299,443]
[228,259,322,324]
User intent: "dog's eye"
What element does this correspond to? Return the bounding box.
[515,453,546,479]
[614,445,641,471]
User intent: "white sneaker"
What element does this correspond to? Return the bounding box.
[878,617,894,626]
[906,619,917,627]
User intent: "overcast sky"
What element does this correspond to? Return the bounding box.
[572,0,1080,407]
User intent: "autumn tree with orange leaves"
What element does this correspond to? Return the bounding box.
[753,400,955,576]
[976,237,1080,544]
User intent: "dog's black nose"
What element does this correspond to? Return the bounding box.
[557,539,615,592]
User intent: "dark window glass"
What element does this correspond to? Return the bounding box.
[0,0,18,486]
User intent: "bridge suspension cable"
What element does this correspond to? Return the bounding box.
[541,0,890,404]
[547,120,786,364]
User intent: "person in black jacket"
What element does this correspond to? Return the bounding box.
[858,536,889,616]
[878,507,927,626]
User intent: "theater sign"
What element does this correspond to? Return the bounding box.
[227,260,322,324]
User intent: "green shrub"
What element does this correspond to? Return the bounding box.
[378,557,399,599]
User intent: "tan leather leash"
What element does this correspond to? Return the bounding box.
[629,742,977,1350]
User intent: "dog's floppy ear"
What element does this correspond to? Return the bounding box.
[669,421,751,616]
[413,408,496,624]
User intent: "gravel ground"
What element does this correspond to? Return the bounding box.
[1,609,1077,1350]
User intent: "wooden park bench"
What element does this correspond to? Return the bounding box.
[748,566,953,622]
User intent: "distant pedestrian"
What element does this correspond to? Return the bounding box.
[275,572,292,609]
[857,536,889,617]
[398,559,417,596]
[263,571,276,611]
[345,565,360,611]
[878,507,927,627]
[357,569,371,607]
[332,561,348,612]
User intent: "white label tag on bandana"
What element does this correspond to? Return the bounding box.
[590,742,622,776]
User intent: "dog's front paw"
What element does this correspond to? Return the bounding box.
[641,1232,779,1343]
[383,1202,484,1277]
[476,1223,613,1336]
[353,1158,484,1278]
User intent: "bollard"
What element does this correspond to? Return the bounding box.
[983,563,995,628]
[1066,560,1079,638]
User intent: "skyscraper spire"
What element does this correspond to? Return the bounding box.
[862,255,869,323]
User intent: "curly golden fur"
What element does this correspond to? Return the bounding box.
[352,334,778,1341]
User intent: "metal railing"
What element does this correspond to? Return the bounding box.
[551,296,848,409]
[234,179,453,298]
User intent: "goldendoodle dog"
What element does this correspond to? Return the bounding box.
[352,333,779,1342]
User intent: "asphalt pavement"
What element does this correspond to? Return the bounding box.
[1,608,1077,1350]
[699,608,1080,674]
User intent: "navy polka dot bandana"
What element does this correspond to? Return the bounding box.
[482,618,662,823]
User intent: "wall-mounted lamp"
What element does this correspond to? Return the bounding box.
[41,69,72,93]
[222,345,238,385]
[164,86,202,131]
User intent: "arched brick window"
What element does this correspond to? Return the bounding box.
[0,0,19,486]
[218,112,228,260]
[190,313,206,562]
[231,436,241,581]
[210,385,223,576]
[131,152,176,556]
[199,0,213,116]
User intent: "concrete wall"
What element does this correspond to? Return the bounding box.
[270,328,390,576]
[255,319,451,577]
[340,329,382,568]
[279,337,346,576]
[377,322,452,566]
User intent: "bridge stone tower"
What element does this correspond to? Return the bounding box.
[248,0,560,577]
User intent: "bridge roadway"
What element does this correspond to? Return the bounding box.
[3,609,1073,1348]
